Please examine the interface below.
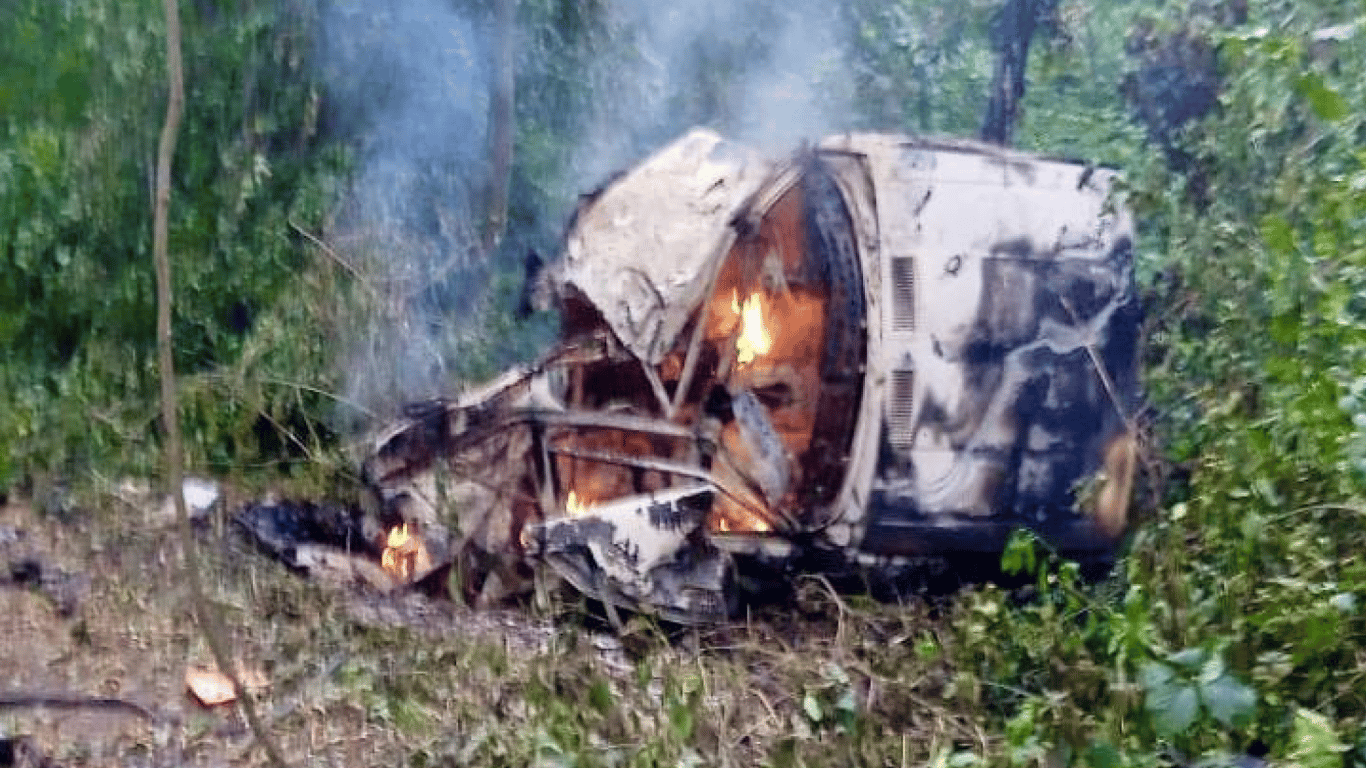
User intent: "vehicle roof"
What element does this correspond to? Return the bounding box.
[555,129,1127,365]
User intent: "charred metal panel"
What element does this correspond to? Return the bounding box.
[858,511,1118,556]
[558,129,773,364]
[796,159,867,514]
[827,135,1139,557]
[523,486,730,623]
[805,149,885,545]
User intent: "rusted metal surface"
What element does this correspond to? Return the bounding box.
[362,130,1141,622]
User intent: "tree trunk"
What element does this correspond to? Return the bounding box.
[980,0,1055,146]
[153,0,186,554]
[482,0,516,257]
[152,2,287,765]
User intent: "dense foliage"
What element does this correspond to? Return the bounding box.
[1,0,344,482]
[2,0,1363,764]
[944,2,1366,764]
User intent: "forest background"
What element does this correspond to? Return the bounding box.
[2,0,1365,765]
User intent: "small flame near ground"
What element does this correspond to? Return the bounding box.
[381,522,425,581]
[732,290,773,365]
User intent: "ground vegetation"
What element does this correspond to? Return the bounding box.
[1,0,1364,765]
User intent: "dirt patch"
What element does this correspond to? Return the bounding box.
[1,488,964,767]
[0,495,668,765]
[2,502,173,765]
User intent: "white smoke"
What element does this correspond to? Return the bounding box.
[319,0,491,417]
[733,3,855,150]
[573,0,854,183]
[318,0,858,420]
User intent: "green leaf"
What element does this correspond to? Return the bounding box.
[1168,647,1209,671]
[803,691,823,723]
[1157,685,1200,736]
[1289,709,1345,768]
[915,633,941,661]
[836,687,858,731]
[1295,73,1348,122]
[1198,652,1227,686]
[1200,674,1257,728]
[1329,592,1357,614]
[1139,660,1174,691]
[1001,529,1037,575]
[669,700,694,740]
[947,751,983,768]
[1084,740,1122,768]
[1261,214,1295,255]
[836,687,857,715]
[1145,664,1199,737]
[588,678,614,713]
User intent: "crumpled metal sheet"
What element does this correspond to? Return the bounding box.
[824,133,1131,253]
[525,485,730,623]
[821,134,1139,551]
[558,129,773,364]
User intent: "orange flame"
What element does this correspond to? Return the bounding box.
[709,501,774,534]
[381,523,421,580]
[733,290,772,365]
[386,522,411,550]
[566,490,590,516]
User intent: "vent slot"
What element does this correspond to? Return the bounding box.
[888,368,916,454]
[891,256,916,332]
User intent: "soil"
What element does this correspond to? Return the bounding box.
[2,499,180,765]
[0,485,962,768]
[0,493,587,767]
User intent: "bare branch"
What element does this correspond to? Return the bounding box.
[153,1,289,765]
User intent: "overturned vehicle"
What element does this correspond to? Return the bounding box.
[363,129,1141,623]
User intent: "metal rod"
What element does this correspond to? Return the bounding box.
[641,363,675,420]
[548,446,770,519]
[546,445,711,481]
[670,230,741,418]
[515,410,694,440]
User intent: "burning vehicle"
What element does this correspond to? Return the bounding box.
[360,129,1141,623]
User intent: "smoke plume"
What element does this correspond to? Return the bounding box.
[318,0,491,417]
[317,0,856,420]
[573,0,854,183]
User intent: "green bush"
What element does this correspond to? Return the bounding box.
[949,3,1366,763]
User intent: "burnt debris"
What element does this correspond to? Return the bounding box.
[309,129,1141,623]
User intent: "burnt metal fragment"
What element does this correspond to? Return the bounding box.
[235,501,379,564]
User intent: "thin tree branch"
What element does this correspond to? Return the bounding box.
[0,692,161,721]
[288,219,376,296]
[482,0,516,256]
[153,1,289,766]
